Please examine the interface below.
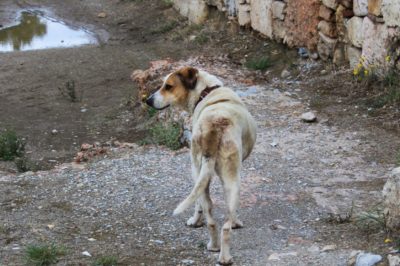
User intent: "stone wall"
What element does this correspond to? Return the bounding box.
[173,0,400,70]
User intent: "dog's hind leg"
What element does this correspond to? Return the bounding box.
[201,181,219,252]
[187,165,205,227]
[217,149,241,265]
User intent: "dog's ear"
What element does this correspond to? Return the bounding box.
[177,67,198,90]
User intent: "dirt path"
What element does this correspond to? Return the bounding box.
[1,58,399,265]
[1,0,400,265]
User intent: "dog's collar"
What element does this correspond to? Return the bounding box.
[194,85,221,111]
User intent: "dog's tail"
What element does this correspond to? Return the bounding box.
[173,156,216,215]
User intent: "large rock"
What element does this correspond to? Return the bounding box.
[238,4,251,26]
[318,20,337,38]
[173,0,209,24]
[317,32,337,60]
[319,5,335,21]
[205,0,225,11]
[361,16,400,68]
[272,1,286,20]
[283,0,321,50]
[322,0,338,9]
[354,0,368,16]
[347,16,364,48]
[368,0,383,17]
[381,0,400,27]
[250,0,273,38]
[383,167,400,232]
[273,20,286,41]
[346,45,362,68]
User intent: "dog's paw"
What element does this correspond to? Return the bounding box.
[217,256,233,265]
[207,241,220,252]
[232,219,243,229]
[186,217,204,228]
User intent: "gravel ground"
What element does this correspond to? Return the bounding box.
[1,60,398,265]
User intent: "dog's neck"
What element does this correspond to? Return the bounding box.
[187,71,223,113]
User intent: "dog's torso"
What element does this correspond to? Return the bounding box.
[191,86,257,173]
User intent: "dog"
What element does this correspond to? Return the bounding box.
[146,66,256,265]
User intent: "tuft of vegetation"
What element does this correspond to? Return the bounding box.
[194,33,209,45]
[353,205,386,233]
[140,122,182,150]
[150,21,178,34]
[147,107,158,118]
[58,80,80,102]
[92,255,119,266]
[245,56,272,71]
[0,129,25,161]
[25,243,66,266]
[15,156,38,172]
[162,0,174,8]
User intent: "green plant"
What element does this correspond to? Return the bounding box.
[396,150,400,166]
[150,21,178,34]
[58,80,80,102]
[194,33,209,44]
[353,205,386,232]
[147,107,158,118]
[25,244,66,266]
[140,122,182,150]
[92,256,119,266]
[162,0,174,7]
[0,129,25,161]
[15,156,38,172]
[245,57,272,71]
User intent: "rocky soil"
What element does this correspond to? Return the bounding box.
[1,0,400,265]
[1,57,400,265]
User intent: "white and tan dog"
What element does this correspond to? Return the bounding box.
[146,66,256,265]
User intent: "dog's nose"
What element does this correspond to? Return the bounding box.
[146,95,154,107]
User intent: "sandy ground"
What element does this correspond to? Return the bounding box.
[1,58,400,265]
[1,0,400,265]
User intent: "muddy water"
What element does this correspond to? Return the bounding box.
[0,10,96,52]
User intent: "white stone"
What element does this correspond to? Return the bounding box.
[388,255,400,266]
[272,1,286,20]
[238,4,251,26]
[355,252,382,266]
[322,0,338,9]
[347,16,364,48]
[354,0,369,16]
[383,167,400,232]
[173,0,209,24]
[273,20,286,41]
[250,0,273,38]
[382,0,400,27]
[346,45,362,69]
[361,16,400,68]
[322,244,337,252]
[268,253,280,261]
[301,111,317,122]
[82,251,92,257]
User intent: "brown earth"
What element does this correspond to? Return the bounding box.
[0,0,296,172]
[1,0,400,265]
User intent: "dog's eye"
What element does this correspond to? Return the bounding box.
[165,84,172,91]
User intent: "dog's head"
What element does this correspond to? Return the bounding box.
[146,66,198,110]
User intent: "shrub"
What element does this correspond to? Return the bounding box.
[245,57,272,71]
[92,256,119,266]
[0,129,25,161]
[25,244,66,266]
[140,122,182,150]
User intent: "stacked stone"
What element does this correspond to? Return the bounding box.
[317,0,352,63]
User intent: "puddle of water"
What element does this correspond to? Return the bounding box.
[0,10,97,52]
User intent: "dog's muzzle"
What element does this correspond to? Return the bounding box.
[145,94,170,110]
